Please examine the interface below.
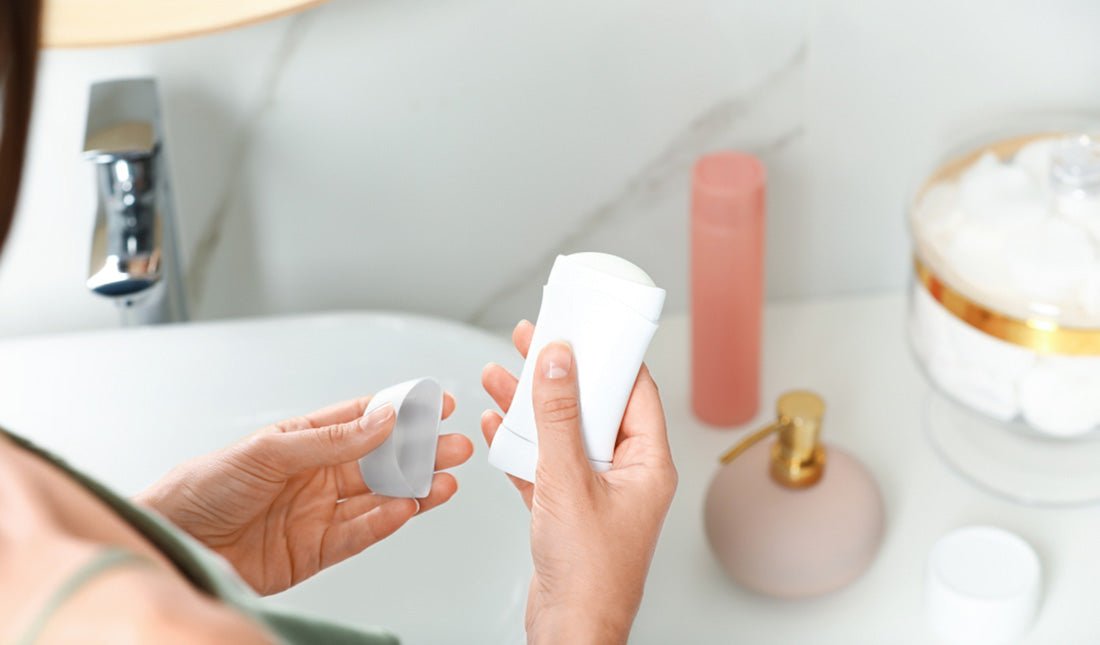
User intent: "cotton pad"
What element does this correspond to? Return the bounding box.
[958,152,1038,211]
[1019,357,1100,437]
[1002,217,1094,303]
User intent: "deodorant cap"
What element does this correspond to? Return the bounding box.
[358,378,443,498]
[925,526,1041,645]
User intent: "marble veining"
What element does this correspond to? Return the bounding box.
[187,11,318,306]
[466,43,806,328]
[4,1,1093,339]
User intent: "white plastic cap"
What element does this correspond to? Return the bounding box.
[358,377,443,498]
[926,526,1041,645]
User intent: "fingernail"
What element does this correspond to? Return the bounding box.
[540,341,572,379]
[360,402,395,430]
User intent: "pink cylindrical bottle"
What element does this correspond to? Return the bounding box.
[691,152,766,426]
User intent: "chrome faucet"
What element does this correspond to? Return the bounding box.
[84,78,188,325]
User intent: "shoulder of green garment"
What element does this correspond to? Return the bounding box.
[256,609,401,645]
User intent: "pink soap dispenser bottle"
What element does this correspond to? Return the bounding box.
[704,391,885,598]
[691,152,766,427]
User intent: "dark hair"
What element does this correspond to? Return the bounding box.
[0,0,41,253]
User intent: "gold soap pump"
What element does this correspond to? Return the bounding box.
[720,390,827,488]
[703,391,885,598]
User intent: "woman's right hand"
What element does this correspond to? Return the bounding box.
[481,321,678,645]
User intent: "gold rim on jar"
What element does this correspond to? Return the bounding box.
[914,256,1100,356]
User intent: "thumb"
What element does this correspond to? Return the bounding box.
[531,341,591,486]
[262,403,395,475]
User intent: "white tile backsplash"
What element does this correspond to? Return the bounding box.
[3,0,1100,336]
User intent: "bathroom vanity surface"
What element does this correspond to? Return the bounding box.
[0,295,1092,643]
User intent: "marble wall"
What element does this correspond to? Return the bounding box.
[4,0,1100,336]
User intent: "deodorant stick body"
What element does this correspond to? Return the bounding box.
[488,252,666,483]
[691,152,766,426]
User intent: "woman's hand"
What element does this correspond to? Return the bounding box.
[135,394,473,595]
[481,321,678,645]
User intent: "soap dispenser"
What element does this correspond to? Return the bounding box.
[703,391,885,598]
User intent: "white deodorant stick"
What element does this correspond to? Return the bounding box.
[488,252,665,483]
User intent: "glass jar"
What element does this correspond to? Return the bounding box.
[908,119,1100,505]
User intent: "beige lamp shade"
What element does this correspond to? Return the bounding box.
[43,0,332,48]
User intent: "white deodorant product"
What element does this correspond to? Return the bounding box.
[488,252,665,483]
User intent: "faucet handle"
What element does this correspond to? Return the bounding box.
[84,121,155,160]
[84,78,160,162]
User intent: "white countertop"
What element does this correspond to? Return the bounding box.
[1,293,1096,644]
[638,293,1098,645]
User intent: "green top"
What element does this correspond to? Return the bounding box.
[4,430,398,645]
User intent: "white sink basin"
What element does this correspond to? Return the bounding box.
[0,312,530,643]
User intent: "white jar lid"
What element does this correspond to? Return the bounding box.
[926,525,1042,645]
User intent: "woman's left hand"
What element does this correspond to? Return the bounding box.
[134,394,472,595]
